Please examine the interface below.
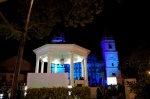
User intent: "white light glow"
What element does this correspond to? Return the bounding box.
[107,77,117,85]
[52,59,60,64]
[65,59,70,64]
[0,93,3,97]
[68,85,72,89]
[24,92,27,96]
[24,86,27,90]
[42,57,47,62]
[68,91,71,95]
[76,56,83,62]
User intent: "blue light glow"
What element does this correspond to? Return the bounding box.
[101,36,120,86]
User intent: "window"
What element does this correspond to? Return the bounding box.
[112,73,116,76]
[108,43,112,49]
[112,63,114,66]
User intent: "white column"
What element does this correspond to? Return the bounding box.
[84,56,88,81]
[55,64,57,73]
[47,52,52,73]
[35,56,40,73]
[70,52,74,86]
[40,60,44,73]
[81,59,85,78]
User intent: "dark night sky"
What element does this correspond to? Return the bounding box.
[0,0,149,66]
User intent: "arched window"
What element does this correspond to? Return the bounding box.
[108,43,112,49]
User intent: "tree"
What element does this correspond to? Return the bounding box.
[0,0,104,40]
[120,42,150,81]
[127,77,150,99]
[9,0,34,98]
[121,42,150,99]
[0,0,121,99]
[0,0,121,40]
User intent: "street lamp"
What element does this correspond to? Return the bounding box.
[68,85,72,99]
[146,71,150,77]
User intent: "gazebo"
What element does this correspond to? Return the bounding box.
[27,44,90,88]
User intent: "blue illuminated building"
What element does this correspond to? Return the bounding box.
[101,36,122,85]
[87,55,105,86]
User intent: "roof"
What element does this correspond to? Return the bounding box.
[0,56,32,71]
[33,44,91,64]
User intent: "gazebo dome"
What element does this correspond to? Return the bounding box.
[51,31,66,43]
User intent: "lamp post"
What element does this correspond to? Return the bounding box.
[60,55,64,66]
[68,85,72,99]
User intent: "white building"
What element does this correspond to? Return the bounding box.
[27,43,90,88]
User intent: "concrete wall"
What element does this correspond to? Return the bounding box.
[90,87,97,99]
[124,79,136,99]
[27,73,69,88]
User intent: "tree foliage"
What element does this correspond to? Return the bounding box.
[120,42,150,78]
[127,77,150,99]
[0,0,103,40]
[0,0,120,40]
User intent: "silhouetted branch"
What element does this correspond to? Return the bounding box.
[0,11,22,39]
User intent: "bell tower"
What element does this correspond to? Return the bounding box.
[101,36,122,85]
